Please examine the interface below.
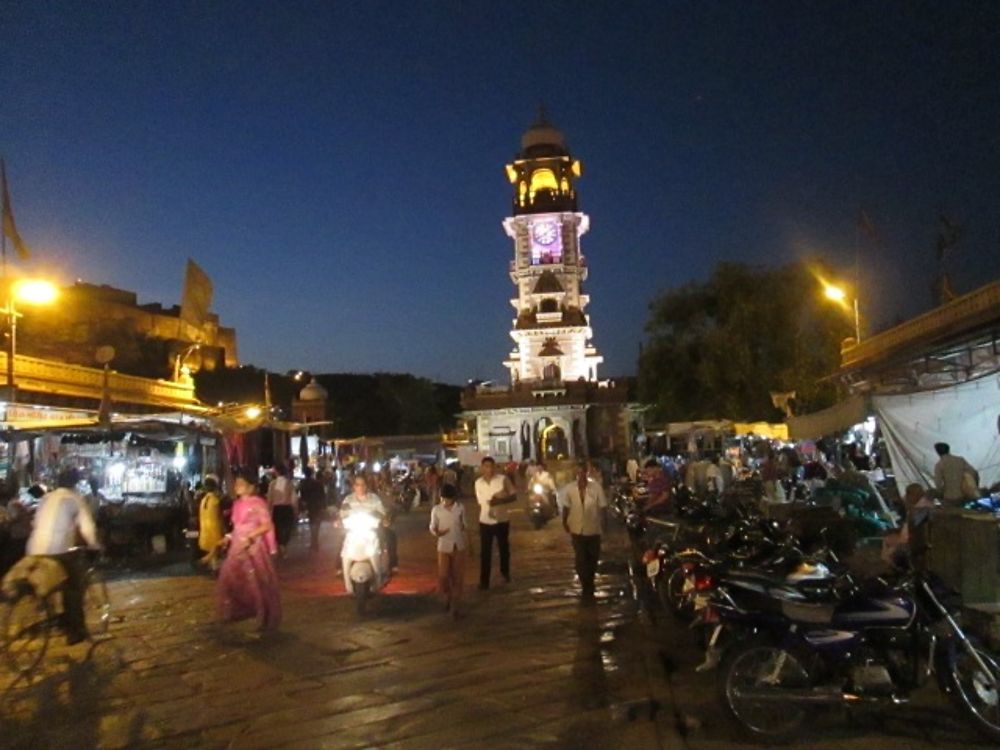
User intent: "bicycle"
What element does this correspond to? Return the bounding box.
[1,547,111,675]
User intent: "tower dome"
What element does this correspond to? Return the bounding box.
[506,108,581,215]
[298,377,328,401]
[519,108,568,157]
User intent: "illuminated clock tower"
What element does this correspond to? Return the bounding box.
[502,112,603,384]
[461,113,639,466]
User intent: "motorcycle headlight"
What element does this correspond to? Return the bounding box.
[532,483,544,495]
[342,513,379,531]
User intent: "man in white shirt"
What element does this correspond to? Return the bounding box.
[267,464,298,557]
[26,468,100,644]
[705,455,725,494]
[430,483,467,617]
[625,457,640,484]
[933,442,979,505]
[558,462,608,603]
[533,462,557,506]
[474,456,516,590]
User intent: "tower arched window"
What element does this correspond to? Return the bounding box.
[539,298,558,314]
[543,362,561,381]
[528,168,558,202]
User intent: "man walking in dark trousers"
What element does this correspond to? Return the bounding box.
[298,466,327,553]
[559,461,608,603]
[474,457,517,590]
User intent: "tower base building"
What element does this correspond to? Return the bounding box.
[461,114,641,465]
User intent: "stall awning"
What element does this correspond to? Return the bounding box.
[654,420,788,440]
[663,420,732,437]
[733,422,789,440]
[786,395,870,440]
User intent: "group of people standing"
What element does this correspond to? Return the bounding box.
[471,456,609,604]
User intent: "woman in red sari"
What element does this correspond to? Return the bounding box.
[216,472,282,631]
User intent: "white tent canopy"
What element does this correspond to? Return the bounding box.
[874,373,1000,492]
[786,395,869,441]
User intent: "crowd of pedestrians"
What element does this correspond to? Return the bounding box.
[0,434,987,649]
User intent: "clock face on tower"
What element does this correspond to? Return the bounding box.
[532,221,558,245]
[530,219,562,265]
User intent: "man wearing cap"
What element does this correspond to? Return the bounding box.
[26,468,101,644]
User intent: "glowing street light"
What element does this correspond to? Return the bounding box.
[245,406,262,419]
[3,277,59,401]
[13,279,59,305]
[823,284,847,303]
[821,281,861,343]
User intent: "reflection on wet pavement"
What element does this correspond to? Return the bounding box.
[0,506,667,749]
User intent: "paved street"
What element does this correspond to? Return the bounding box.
[0,500,995,750]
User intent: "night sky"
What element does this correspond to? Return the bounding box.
[2,2,998,384]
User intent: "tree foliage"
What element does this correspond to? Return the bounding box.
[638,261,850,422]
[195,368,461,437]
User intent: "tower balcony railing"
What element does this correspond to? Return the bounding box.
[462,377,627,410]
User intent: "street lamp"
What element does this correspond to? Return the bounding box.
[822,282,861,343]
[3,278,59,402]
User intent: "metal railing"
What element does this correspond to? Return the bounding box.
[0,352,200,410]
[841,279,1000,369]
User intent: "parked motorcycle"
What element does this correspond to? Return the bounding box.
[705,565,1000,743]
[646,515,799,623]
[390,476,420,514]
[339,508,391,616]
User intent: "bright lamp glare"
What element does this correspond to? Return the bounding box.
[823,284,847,302]
[245,406,262,419]
[14,279,58,305]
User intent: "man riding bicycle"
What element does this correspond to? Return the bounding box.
[25,467,100,644]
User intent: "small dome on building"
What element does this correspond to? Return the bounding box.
[520,107,567,153]
[521,123,565,151]
[298,377,328,401]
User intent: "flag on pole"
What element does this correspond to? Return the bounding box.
[857,208,884,249]
[180,258,214,329]
[1,160,31,261]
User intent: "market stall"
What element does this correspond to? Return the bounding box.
[2,416,225,556]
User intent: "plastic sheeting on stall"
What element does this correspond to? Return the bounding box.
[874,373,1000,492]
[786,395,869,441]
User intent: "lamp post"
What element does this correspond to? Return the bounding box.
[2,279,59,403]
[823,283,861,343]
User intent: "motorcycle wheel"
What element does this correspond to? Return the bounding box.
[531,516,545,530]
[719,639,812,744]
[354,581,370,617]
[663,568,695,622]
[946,642,1000,742]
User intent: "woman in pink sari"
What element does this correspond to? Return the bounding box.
[216,473,282,631]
